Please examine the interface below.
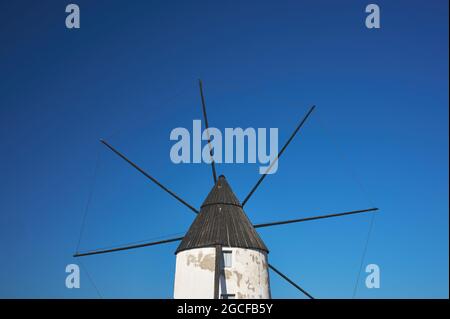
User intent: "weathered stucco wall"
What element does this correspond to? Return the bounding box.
[173,247,270,299]
[173,247,216,299]
[220,247,271,299]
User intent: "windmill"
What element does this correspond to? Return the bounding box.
[74,80,378,299]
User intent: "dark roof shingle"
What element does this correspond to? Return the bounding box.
[175,175,268,254]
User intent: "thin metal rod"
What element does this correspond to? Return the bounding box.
[73,236,184,257]
[100,139,199,214]
[199,79,218,184]
[268,264,314,299]
[214,245,222,299]
[242,105,316,206]
[253,208,379,229]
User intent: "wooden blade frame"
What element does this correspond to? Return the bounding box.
[242,105,316,207]
[100,139,199,214]
[74,236,184,257]
[199,79,218,185]
[269,264,314,299]
[253,208,379,229]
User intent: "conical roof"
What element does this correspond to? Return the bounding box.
[175,175,268,254]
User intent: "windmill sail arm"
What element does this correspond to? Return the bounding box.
[268,264,314,299]
[199,79,218,184]
[73,236,184,258]
[242,105,316,207]
[100,139,199,214]
[253,208,379,229]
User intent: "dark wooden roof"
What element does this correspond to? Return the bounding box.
[175,175,268,254]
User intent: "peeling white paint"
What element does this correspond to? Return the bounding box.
[174,247,270,299]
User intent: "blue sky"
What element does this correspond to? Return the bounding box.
[0,0,448,298]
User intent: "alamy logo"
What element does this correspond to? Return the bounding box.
[65,264,80,289]
[65,4,80,29]
[170,120,279,174]
[365,4,380,29]
[365,263,380,288]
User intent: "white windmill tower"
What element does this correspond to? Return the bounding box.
[173,175,270,299]
[73,80,378,299]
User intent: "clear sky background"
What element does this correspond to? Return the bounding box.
[0,0,448,298]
